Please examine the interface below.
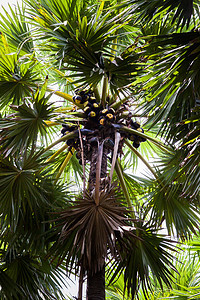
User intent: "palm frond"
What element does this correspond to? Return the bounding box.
[0,85,56,155]
[109,217,178,300]
[114,160,135,218]
[0,34,41,107]
[125,0,198,29]
[141,31,200,142]
[0,3,34,55]
[26,0,120,62]
[49,184,135,275]
[0,151,69,233]
[145,154,200,238]
[0,248,66,300]
[25,0,147,91]
[0,267,21,300]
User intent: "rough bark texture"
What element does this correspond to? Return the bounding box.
[86,144,108,300]
[88,145,99,193]
[88,145,108,192]
[87,265,105,300]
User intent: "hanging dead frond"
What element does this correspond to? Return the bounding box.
[49,184,136,275]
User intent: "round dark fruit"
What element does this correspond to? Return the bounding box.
[130,120,140,130]
[74,95,82,105]
[61,128,67,135]
[92,103,99,109]
[89,97,96,104]
[108,108,115,114]
[137,127,144,133]
[76,152,81,159]
[133,141,140,148]
[101,108,108,115]
[84,106,91,114]
[66,139,74,146]
[129,134,136,141]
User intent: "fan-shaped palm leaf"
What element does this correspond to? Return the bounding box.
[0,267,21,300]
[109,218,177,300]
[0,150,69,233]
[144,157,200,238]
[0,34,41,107]
[49,185,134,275]
[0,82,57,155]
[124,0,199,28]
[0,3,34,55]
[0,248,66,300]
[141,31,200,140]
[26,0,122,63]
[25,0,147,91]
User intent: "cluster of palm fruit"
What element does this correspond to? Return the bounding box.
[126,119,146,148]
[61,89,146,164]
[73,89,116,127]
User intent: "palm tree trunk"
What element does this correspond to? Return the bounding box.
[86,144,108,300]
[87,265,105,300]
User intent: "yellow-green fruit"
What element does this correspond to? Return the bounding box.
[83,101,89,107]
[137,128,143,133]
[73,95,82,105]
[75,99,82,105]
[89,111,96,118]
[93,103,99,109]
[106,113,114,121]
[84,106,91,114]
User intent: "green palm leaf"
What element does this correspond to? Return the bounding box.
[109,218,177,299]
[0,85,56,155]
[0,3,34,55]
[0,150,68,232]
[146,163,200,238]
[141,31,200,141]
[0,267,21,300]
[0,35,41,107]
[0,248,66,300]
[26,0,120,62]
[25,0,146,91]
[125,0,199,28]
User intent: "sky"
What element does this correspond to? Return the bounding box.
[0,0,18,12]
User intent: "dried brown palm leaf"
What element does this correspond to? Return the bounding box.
[50,184,136,275]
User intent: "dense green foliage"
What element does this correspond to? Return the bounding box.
[0,0,199,299]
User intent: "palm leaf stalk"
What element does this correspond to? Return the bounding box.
[78,122,86,191]
[125,139,159,180]
[115,159,135,219]
[55,150,74,183]
[101,76,108,107]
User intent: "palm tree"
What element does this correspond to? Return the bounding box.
[0,0,199,299]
